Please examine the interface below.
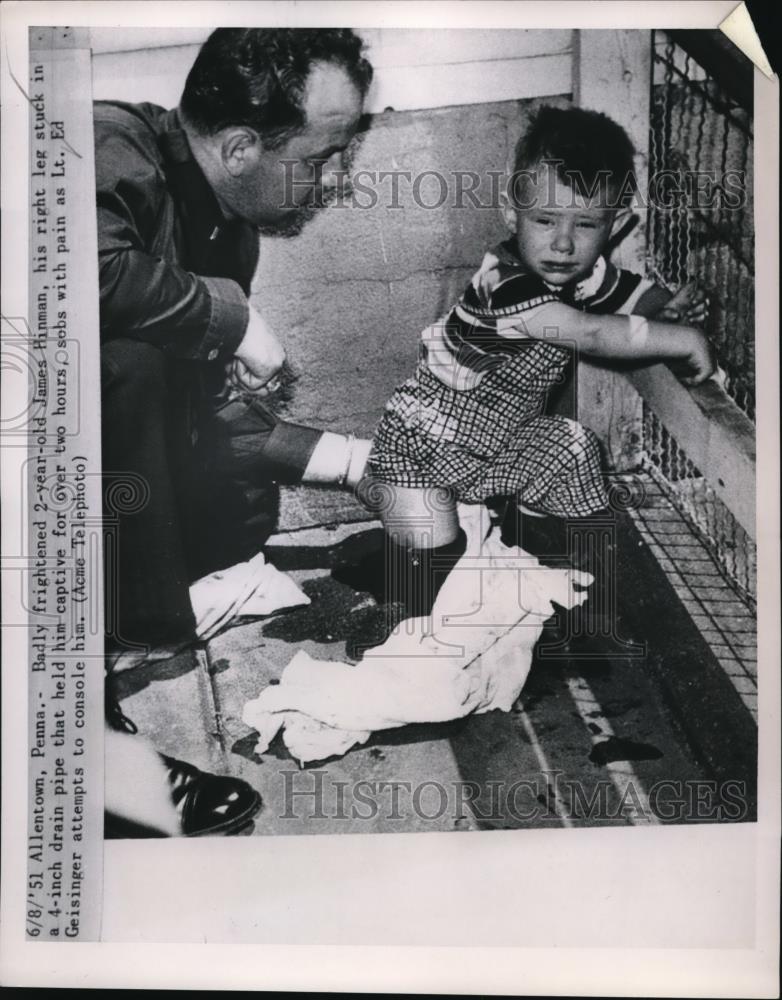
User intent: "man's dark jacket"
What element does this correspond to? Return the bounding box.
[95,101,256,363]
[95,100,320,489]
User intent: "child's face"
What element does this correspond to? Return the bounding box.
[504,165,619,287]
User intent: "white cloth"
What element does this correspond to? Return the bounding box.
[190,551,310,641]
[242,506,592,763]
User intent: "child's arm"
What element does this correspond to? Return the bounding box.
[521,301,716,386]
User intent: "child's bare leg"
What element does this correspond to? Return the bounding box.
[375,484,466,622]
[378,484,460,549]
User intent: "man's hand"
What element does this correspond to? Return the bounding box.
[228,358,283,396]
[669,327,717,386]
[655,281,709,327]
[233,306,286,389]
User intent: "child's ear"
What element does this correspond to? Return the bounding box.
[500,191,518,233]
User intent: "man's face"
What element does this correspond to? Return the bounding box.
[220,61,364,233]
[505,165,617,287]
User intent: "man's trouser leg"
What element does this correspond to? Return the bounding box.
[190,391,322,578]
[101,338,197,650]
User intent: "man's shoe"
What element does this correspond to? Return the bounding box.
[161,756,263,837]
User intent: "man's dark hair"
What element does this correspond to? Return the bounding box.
[512,105,637,207]
[180,28,373,146]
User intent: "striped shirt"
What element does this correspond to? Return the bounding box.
[422,240,652,392]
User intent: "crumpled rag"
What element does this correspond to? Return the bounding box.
[190,550,310,641]
[242,505,592,763]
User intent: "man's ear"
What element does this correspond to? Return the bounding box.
[500,190,518,233]
[221,128,258,177]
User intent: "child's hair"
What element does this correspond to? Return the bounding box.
[511,105,637,208]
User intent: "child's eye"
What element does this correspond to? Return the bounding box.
[534,217,554,226]
[577,221,597,229]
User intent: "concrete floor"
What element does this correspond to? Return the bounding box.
[112,505,758,837]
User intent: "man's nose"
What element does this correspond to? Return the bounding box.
[551,221,575,254]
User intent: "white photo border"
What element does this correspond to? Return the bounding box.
[1,1,779,993]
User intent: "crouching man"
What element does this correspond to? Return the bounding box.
[99,28,373,835]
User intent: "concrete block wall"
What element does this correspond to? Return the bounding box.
[252,94,570,439]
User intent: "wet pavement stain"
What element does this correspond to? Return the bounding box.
[261,575,392,653]
[267,527,386,573]
[589,736,664,765]
[568,658,614,678]
[209,656,231,676]
[111,649,200,700]
[597,696,647,717]
[231,731,266,765]
[261,727,299,764]
[537,647,616,677]
[366,717,467,749]
[513,684,557,712]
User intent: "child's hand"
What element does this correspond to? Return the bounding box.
[669,328,717,386]
[655,282,709,327]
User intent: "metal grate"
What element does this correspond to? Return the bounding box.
[625,473,757,721]
[640,404,756,604]
[641,32,756,605]
[648,32,755,418]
